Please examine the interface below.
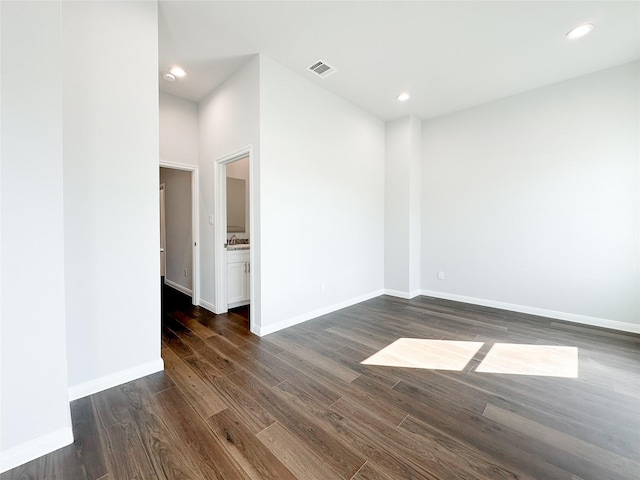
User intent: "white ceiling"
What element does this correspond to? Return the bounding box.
[159,1,640,121]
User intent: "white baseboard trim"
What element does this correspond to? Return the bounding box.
[0,427,74,473]
[164,279,193,297]
[228,300,250,309]
[256,289,385,336]
[67,358,165,401]
[384,289,421,300]
[420,289,640,334]
[198,299,216,314]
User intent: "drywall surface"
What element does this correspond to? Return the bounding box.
[0,0,72,470]
[385,116,422,296]
[259,56,385,333]
[159,92,199,167]
[160,168,193,292]
[198,56,260,317]
[63,1,162,392]
[422,61,639,327]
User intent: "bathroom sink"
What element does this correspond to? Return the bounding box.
[227,244,250,250]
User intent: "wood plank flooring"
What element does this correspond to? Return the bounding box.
[3,287,639,479]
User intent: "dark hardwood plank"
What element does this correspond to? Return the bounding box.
[267,335,361,383]
[351,461,395,480]
[390,378,605,479]
[194,311,253,347]
[335,344,403,388]
[228,371,367,479]
[92,386,158,480]
[271,380,437,480]
[399,410,575,480]
[206,409,297,480]
[161,326,194,359]
[153,387,250,480]
[256,422,343,480]
[2,453,59,480]
[118,381,205,480]
[184,353,276,434]
[482,403,640,480]
[476,386,639,461]
[330,393,530,480]
[162,347,227,419]
[325,325,393,350]
[354,374,576,479]
[205,334,285,387]
[67,397,108,480]
[171,310,216,339]
[272,348,409,427]
[142,370,175,395]
[4,289,638,480]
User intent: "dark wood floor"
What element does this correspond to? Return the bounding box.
[3,287,639,479]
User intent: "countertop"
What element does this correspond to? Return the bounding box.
[227,244,250,251]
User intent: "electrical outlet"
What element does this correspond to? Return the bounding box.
[438,271,445,280]
[184,268,188,277]
[321,281,326,292]
[208,215,214,225]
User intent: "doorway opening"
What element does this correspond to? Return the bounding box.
[159,161,200,308]
[214,146,254,333]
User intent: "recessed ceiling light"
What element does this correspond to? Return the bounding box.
[397,92,411,102]
[169,66,187,78]
[161,72,176,82]
[566,23,595,40]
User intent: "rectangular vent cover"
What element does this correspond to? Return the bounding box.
[307,60,337,78]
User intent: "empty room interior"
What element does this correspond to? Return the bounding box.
[1,1,638,479]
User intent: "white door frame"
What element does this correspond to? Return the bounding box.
[159,160,200,306]
[159,183,166,278]
[214,145,253,331]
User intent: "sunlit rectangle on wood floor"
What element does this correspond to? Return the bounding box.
[361,338,484,371]
[476,344,578,378]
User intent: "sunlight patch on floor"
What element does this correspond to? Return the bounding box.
[361,338,484,371]
[476,343,578,378]
[361,339,579,377]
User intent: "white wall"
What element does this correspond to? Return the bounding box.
[422,61,640,329]
[160,168,192,292]
[198,56,260,316]
[0,1,72,471]
[259,56,385,335]
[385,116,422,297]
[159,92,199,167]
[63,1,163,398]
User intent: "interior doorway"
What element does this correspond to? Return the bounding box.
[214,146,254,332]
[159,161,200,306]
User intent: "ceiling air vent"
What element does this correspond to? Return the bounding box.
[307,59,337,79]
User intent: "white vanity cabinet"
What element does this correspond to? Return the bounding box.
[227,248,250,307]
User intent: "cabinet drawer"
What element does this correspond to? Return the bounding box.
[227,249,250,264]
